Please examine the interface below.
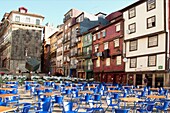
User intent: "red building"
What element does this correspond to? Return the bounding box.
[92,11,126,84]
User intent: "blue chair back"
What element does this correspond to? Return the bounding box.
[54,96,63,104]
[22,103,31,113]
[162,101,169,110]
[63,102,73,112]
[94,94,101,101]
[42,101,51,112]
[113,93,119,99]
[147,104,155,112]
[115,108,130,113]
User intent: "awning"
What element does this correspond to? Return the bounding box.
[25,57,40,72]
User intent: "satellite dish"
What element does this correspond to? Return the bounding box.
[123,58,128,62]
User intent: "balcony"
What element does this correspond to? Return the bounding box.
[85,65,93,71]
[63,37,71,43]
[103,49,110,58]
[70,42,77,48]
[77,52,83,57]
[77,65,85,70]
[70,52,78,57]
[83,50,92,59]
[63,14,71,22]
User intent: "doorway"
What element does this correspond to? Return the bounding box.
[136,74,142,86]
[145,74,153,87]
[155,74,164,88]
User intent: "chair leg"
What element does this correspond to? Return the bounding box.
[104,106,109,112]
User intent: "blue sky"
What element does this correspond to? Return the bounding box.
[0,0,136,27]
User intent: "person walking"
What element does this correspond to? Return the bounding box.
[144,75,148,87]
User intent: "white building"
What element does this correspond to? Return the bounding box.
[123,0,170,87]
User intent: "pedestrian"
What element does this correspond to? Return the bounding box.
[144,75,148,86]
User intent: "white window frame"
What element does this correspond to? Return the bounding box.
[36,19,40,25]
[104,42,108,50]
[147,16,156,28]
[15,16,20,22]
[147,0,156,11]
[98,32,100,39]
[93,34,96,41]
[129,23,136,33]
[148,35,158,47]
[130,40,137,51]
[114,38,119,48]
[130,58,137,68]
[106,58,110,66]
[87,47,89,54]
[26,17,30,23]
[148,55,156,66]
[115,23,121,32]
[102,30,106,37]
[94,44,99,52]
[96,59,100,67]
[129,7,135,19]
[116,56,121,65]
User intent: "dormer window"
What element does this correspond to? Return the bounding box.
[19,7,28,13]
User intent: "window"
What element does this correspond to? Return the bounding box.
[84,35,87,42]
[115,23,121,32]
[106,58,110,66]
[68,22,71,27]
[148,55,156,66]
[94,44,99,52]
[148,35,158,47]
[104,42,108,50]
[87,34,91,41]
[87,47,89,54]
[130,40,137,51]
[147,16,155,29]
[96,59,100,67]
[97,32,100,39]
[128,7,136,19]
[114,39,119,48]
[93,35,96,41]
[36,19,40,25]
[147,0,156,11]
[116,56,121,65]
[128,23,136,34]
[15,16,20,22]
[102,30,106,37]
[130,58,137,68]
[26,17,30,23]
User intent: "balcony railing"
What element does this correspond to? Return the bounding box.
[77,65,85,70]
[70,52,78,57]
[85,65,93,71]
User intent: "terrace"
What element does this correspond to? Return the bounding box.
[0,74,169,113]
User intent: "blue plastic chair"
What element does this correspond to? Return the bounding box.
[35,101,53,113]
[63,101,79,113]
[54,96,63,108]
[155,101,170,113]
[86,100,104,113]
[105,96,120,112]
[136,101,155,113]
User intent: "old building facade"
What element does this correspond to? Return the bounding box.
[0,7,44,73]
[123,0,170,87]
